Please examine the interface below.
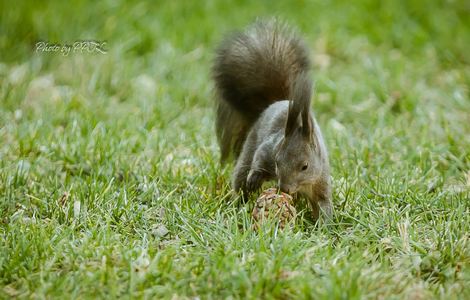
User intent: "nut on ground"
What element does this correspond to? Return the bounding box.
[252,188,296,229]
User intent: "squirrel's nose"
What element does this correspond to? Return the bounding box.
[279,183,296,194]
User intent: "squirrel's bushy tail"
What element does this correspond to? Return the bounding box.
[213,19,311,163]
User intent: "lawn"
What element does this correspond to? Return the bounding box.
[1,0,469,299]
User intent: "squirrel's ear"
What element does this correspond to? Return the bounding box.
[286,71,312,137]
[285,100,300,137]
[302,115,315,144]
[301,108,313,138]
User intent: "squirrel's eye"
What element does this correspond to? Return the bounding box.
[301,163,308,171]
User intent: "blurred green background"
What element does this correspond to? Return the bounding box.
[1,0,469,63]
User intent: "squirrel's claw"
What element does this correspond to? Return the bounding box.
[246,170,264,193]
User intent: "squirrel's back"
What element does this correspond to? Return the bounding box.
[212,19,311,163]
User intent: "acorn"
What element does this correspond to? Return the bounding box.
[252,188,296,230]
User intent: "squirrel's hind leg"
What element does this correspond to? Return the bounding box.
[232,142,256,201]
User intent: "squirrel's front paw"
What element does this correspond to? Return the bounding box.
[246,170,264,193]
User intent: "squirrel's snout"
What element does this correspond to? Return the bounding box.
[279,182,298,194]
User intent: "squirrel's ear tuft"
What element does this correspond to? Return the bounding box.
[285,71,312,137]
[285,100,300,136]
[301,113,313,139]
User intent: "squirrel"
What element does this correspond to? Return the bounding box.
[212,19,332,219]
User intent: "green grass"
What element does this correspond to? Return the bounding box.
[1,0,469,298]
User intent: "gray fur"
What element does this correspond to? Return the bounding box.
[212,19,332,219]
